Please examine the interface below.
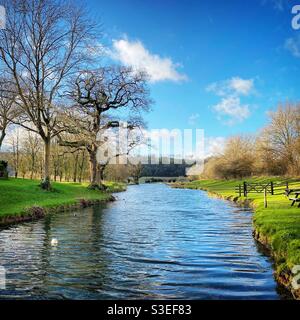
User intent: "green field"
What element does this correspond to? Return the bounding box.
[0,179,125,218]
[175,178,300,285]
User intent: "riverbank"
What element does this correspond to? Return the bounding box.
[0,179,126,227]
[172,178,300,300]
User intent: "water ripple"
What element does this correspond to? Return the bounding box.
[0,184,286,299]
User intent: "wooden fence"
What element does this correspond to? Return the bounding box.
[235,182,275,197]
[235,180,300,208]
[235,181,299,197]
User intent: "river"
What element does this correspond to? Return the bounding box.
[0,184,286,299]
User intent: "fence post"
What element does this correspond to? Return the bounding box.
[286,182,289,190]
[270,181,274,195]
[243,181,247,197]
[239,184,241,197]
[264,187,268,208]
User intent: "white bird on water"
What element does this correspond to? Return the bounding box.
[51,238,58,246]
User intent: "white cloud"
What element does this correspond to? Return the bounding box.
[213,96,250,125]
[207,76,255,125]
[188,113,200,125]
[110,39,187,83]
[206,77,254,96]
[148,129,181,140]
[284,36,300,58]
[229,77,254,95]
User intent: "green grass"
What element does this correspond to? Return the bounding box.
[0,178,126,218]
[177,177,300,274]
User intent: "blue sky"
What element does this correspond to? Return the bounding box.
[84,0,300,153]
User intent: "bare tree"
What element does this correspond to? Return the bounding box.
[59,66,151,189]
[78,149,87,183]
[95,123,145,186]
[128,162,142,184]
[6,127,22,178]
[0,81,18,149]
[201,135,255,179]
[264,103,300,174]
[0,0,97,189]
[104,163,130,182]
[22,130,42,179]
[200,103,300,179]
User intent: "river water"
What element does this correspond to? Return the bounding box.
[0,184,285,299]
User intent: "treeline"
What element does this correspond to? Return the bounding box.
[0,132,144,183]
[0,130,90,182]
[201,103,300,179]
[0,127,191,182]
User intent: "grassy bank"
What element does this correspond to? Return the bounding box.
[0,179,126,221]
[173,177,300,299]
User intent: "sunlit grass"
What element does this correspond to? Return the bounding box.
[0,178,125,218]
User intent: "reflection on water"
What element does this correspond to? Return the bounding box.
[0,184,286,299]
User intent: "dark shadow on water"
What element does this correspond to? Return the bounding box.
[254,239,293,300]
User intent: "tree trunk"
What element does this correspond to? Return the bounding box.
[88,149,106,190]
[73,153,79,182]
[79,150,85,183]
[89,150,97,185]
[60,155,64,182]
[41,139,51,190]
[30,154,35,180]
[97,163,105,183]
[0,130,6,150]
